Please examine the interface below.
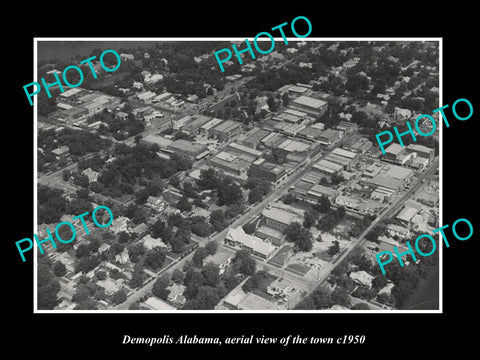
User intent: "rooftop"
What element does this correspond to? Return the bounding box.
[226,227,277,257]
[168,139,208,153]
[228,142,263,157]
[397,207,419,222]
[370,174,403,191]
[201,117,224,130]
[256,225,284,240]
[291,95,327,109]
[331,147,357,159]
[385,143,405,155]
[144,297,176,310]
[142,134,173,148]
[212,119,242,133]
[407,144,434,154]
[315,159,344,171]
[262,207,302,225]
[382,164,413,180]
[204,251,233,266]
[277,139,310,153]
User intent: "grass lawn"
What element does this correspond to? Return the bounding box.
[268,244,293,267]
[286,263,310,276]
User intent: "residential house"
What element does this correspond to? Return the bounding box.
[203,251,234,275]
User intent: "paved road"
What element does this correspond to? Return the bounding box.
[286,157,440,309]
[113,139,350,308]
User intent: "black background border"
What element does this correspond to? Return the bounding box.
[5,4,478,356]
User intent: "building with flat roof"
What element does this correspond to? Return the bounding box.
[142,134,173,150]
[224,226,276,259]
[227,142,262,159]
[288,95,328,117]
[209,151,252,176]
[236,127,270,149]
[343,134,372,154]
[179,115,212,136]
[406,144,435,162]
[51,145,70,158]
[204,251,234,275]
[277,138,311,154]
[261,206,303,234]
[153,92,172,103]
[222,287,279,310]
[273,110,307,124]
[296,126,324,141]
[200,117,224,136]
[313,159,344,176]
[261,132,287,149]
[383,143,406,163]
[279,123,307,137]
[167,140,209,161]
[396,206,420,225]
[142,297,176,310]
[210,120,243,141]
[249,159,287,185]
[255,225,284,245]
[137,91,157,102]
[318,129,341,145]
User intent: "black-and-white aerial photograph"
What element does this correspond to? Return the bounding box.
[34,39,441,312]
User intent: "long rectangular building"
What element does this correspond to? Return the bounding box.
[224,226,276,259]
[288,95,328,117]
[210,120,243,141]
[236,127,270,149]
[167,140,209,161]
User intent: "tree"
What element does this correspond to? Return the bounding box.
[62,169,70,181]
[95,270,107,280]
[283,193,294,205]
[197,168,220,190]
[72,286,91,304]
[242,222,256,235]
[144,247,166,270]
[152,275,171,300]
[52,261,67,277]
[210,209,226,232]
[328,240,341,256]
[201,263,221,287]
[232,249,256,276]
[118,231,130,244]
[134,189,149,205]
[248,187,264,204]
[37,262,60,309]
[312,195,331,213]
[217,179,243,206]
[176,196,192,212]
[111,289,127,305]
[311,286,333,309]
[303,210,317,228]
[129,301,141,310]
[191,221,212,237]
[110,242,125,255]
[351,302,370,310]
[171,269,185,284]
[128,243,145,263]
[330,287,351,307]
[225,203,244,218]
[192,247,208,267]
[285,222,313,252]
[75,256,100,274]
[205,241,218,255]
[129,269,144,289]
